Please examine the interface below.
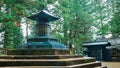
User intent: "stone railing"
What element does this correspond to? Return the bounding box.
[0,48,7,55]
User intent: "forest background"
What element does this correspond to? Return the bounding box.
[0,0,120,54]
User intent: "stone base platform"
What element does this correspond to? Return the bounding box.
[0,55,105,68]
[7,49,69,55]
[0,55,82,59]
[0,62,101,68]
[0,49,106,68]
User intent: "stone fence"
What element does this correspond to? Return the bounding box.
[0,48,7,55]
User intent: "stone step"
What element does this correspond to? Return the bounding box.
[0,57,95,66]
[0,55,82,59]
[0,62,101,68]
[67,61,101,68]
[94,66,107,68]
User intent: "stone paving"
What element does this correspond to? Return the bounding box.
[102,62,120,68]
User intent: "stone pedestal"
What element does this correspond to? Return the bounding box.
[7,49,69,55]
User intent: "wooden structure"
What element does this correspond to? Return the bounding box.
[107,38,120,61]
[83,41,111,61]
[107,46,120,61]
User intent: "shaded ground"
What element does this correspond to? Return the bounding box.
[102,62,120,68]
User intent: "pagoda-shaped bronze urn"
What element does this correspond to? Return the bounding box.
[24,10,66,49]
[7,10,68,55]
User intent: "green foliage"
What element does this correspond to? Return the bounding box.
[3,21,15,48]
[0,25,3,32]
[47,0,56,4]
[89,0,112,38]
[3,0,16,4]
[0,0,47,49]
[109,0,120,37]
[50,0,94,53]
[0,14,14,22]
[98,24,109,35]
[109,14,120,37]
